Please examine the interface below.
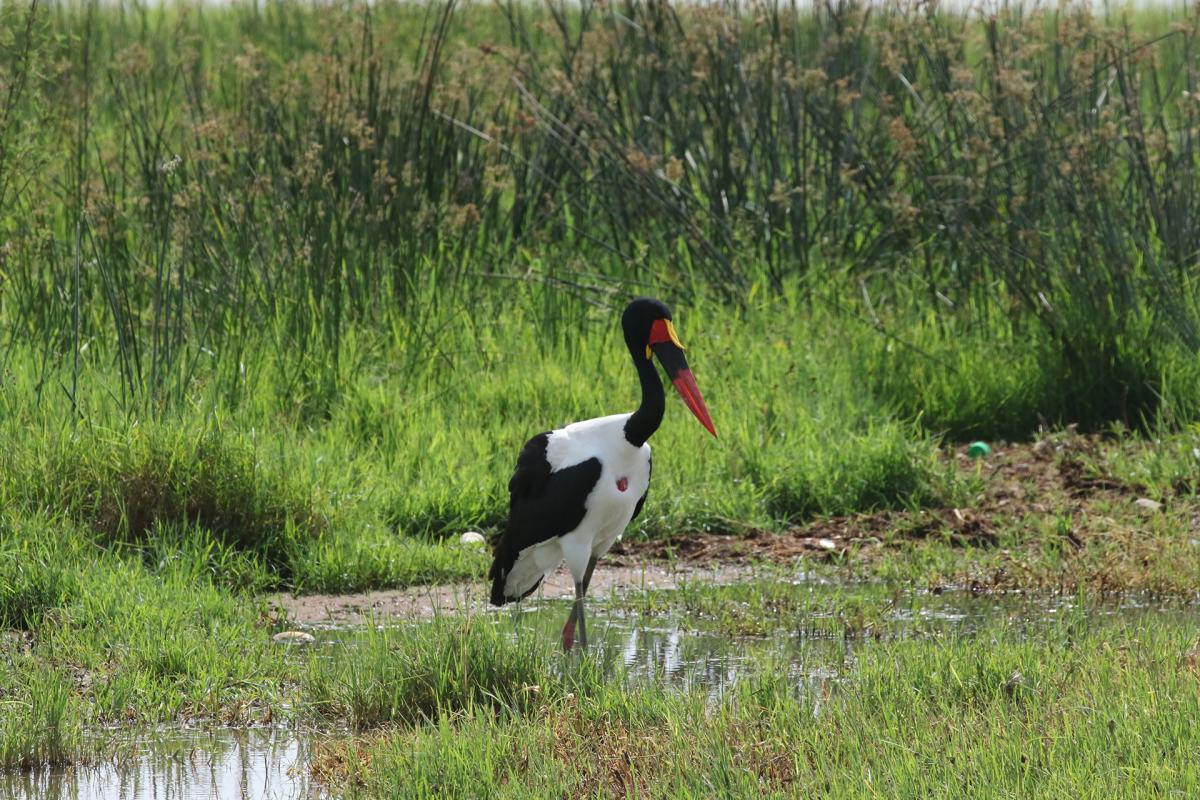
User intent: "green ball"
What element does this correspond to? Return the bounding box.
[967,441,991,459]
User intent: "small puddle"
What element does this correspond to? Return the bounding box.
[310,582,1200,699]
[487,600,850,697]
[6,582,1197,799]
[3,729,324,800]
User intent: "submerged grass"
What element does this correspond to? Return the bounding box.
[323,610,1200,798]
[623,575,911,638]
[0,669,81,771]
[2,513,1198,792]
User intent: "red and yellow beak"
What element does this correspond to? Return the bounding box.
[647,319,717,438]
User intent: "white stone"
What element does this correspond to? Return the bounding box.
[459,531,487,546]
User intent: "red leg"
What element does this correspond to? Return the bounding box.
[561,618,576,651]
[561,558,597,652]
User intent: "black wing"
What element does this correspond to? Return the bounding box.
[488,433,602,606]
[631,453,652,524]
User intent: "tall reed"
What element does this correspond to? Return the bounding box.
[1,0,1198,430]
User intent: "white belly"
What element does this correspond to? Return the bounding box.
[558,452,649,577]
[504,416,651,596]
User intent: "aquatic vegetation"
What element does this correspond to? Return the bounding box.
[325,607,1200,798]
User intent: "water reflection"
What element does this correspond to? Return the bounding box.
[492,587,1199,699]
[6,584,1196,799]
[3,729,324,800]
[502,596,853,699]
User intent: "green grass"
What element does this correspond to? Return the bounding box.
[2,0,1200,787]
[321,609,1200,798]
[305,616,592,730]
[858,498,1200,596]
[0,293,974,595]
[0,515,288,733]
[2,511,1198,796]
[0,0,1197,435]
[0,0,1196,588]
[0,668,81,771]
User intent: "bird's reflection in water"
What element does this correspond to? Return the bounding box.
[514,598,849,701]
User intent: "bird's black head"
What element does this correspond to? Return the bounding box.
[620,297,716,438]
[621,297,673,356]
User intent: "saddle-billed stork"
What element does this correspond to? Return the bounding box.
[488,297,716,650]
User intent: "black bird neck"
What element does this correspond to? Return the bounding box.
[624,354,664,447]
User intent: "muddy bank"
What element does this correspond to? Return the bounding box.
[615,435,1180,568]
[273,433,1197,628]
[273,562,756,626]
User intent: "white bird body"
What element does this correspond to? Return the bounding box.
[488,298,715,650]
[502,413,651,599]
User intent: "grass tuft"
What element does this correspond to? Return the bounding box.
[0,670,81,771]
[0,426,325,571]
[304,616,590,730]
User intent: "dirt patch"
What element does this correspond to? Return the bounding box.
[274,431,1178,625]
[272,562,754,626]
[610,517,890,564]
[616,431,1153,566]
[611,499,991,568]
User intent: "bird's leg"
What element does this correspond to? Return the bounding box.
[581,556,598,594]
[561,582,580,652]
[562,581,591,651]
[574,580,589,649]
[561,557,599,652]
[577,556,596,649]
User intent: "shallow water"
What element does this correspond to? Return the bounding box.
[493,588,1197,696]
[310,581,1199,700]
[5,583,1197,800]
[3,729,324,800]
[496,598,852,697]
